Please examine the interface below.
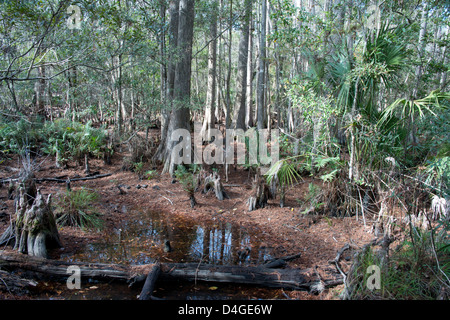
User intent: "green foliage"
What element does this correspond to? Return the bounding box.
[297,182,324,215]
[0,118,43,155]
[379,90,450,126]
[347,218,450,300]
[54,188,103,231]
[0,118,110,168]
[174,165,196,196]
[266,157,301,187]
[315,156,342,182]
[423,156,450,196]
[144,169,158,180]
[287,78,340,153]
[133,161,145,179]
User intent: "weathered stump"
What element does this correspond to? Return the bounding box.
[202,172,229,200]
[247,171,272,211]
[1,170,61,258]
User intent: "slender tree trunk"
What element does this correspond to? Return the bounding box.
[257,0,267,130]
[201,2,218,141]
[409,1,429,145]
[246,13,254,128]
[35,61,46,119]
[273,4,281,129]
[225,0,233,128]
[232,0,251,130]
[439,25,449,90]
[216,0,224,123]
[412,1,429,100]
[348,76,360,181]
[159,0,168,138]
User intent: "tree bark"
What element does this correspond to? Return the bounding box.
[246,12,254,128]
[201,2,218,142]
[225,0,233,128]
[247,170,272,211]
[232,0,251,130]
[0,251,343,292]
[154,0,179,164]
[138,263,161,300]
[202,172,229,200]
[412,1,429,100]
[2,171,62,259]
[256,0,267,130]
[162,0,195,175]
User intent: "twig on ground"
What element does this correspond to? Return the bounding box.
[161,195,173,205]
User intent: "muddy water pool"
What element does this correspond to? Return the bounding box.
[45,210,286,300]
[63,210,276,266]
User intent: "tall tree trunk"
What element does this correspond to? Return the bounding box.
[409,1,429,145]
[225,0,233,128]
[412,1,429,100]
[35,61,46,119]
[232,0,251,130]
[246,12,254,128]
[159,0,168,138]
[201,2,218,141]
[257,0,267,130]
[440,28,449,91]
[163,0,195,174]
[154,0,179,163]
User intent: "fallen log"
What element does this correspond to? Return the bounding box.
[0,251,343,292]
[0,251,132,281]
[264,253,302,267]
[1,173,112,184]
[0,269,37,295]
[36,173,112,183]
[159,263,308,289]
[138,263,161,300]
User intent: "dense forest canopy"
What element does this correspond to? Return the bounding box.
[0,0,449,300]
[1,0,449,184]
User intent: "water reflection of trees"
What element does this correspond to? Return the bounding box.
[189,222,253,265]
[72,211,262,266]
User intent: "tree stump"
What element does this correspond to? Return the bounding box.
[1,170,61,258]
[202,172,229,200]
[247,171,272,211]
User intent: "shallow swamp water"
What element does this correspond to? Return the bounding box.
[32,209,286,300]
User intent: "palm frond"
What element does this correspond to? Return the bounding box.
[265,158,301,187]
[379,90,450,126]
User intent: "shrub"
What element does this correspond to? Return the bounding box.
[0,118,111,166]
[144,169,158,180]
[345,218,450,300]
[0,118,43,155]
[53,188,103,230]
[174,165,197,207]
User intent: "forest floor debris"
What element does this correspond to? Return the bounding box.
[0,134,375,300]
